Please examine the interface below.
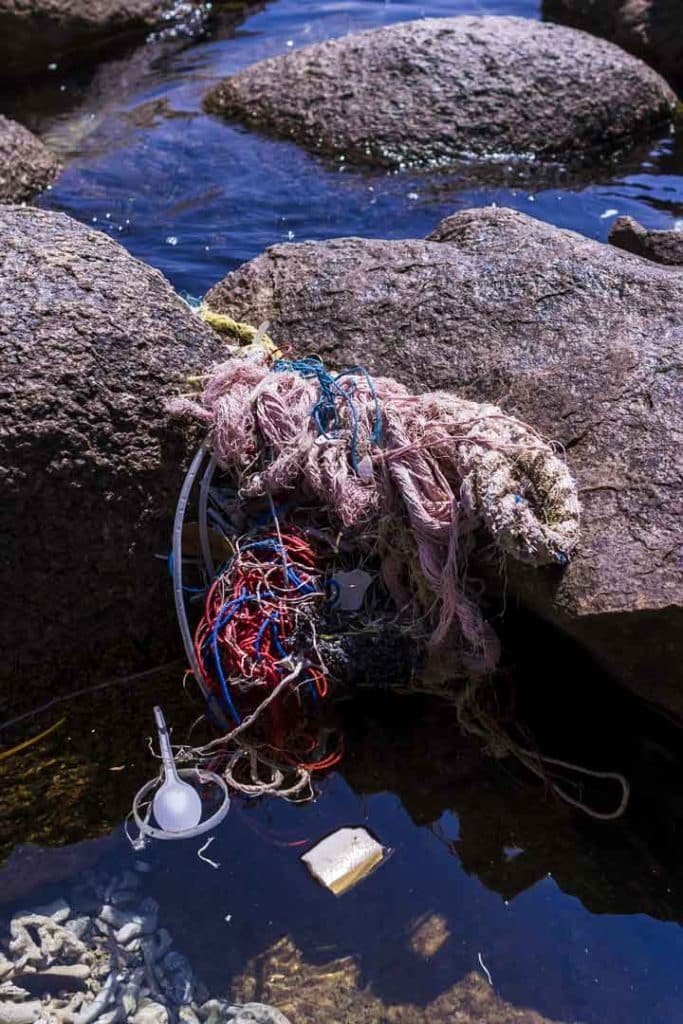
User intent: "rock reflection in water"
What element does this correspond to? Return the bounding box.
[340,668,683,927]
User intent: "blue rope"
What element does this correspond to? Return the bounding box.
[166,551,205,594]
[273,357,382,471]
[254,612,279,662]
[208,593,251,724]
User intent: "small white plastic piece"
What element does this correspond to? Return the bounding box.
[301,827,385,895]
[331,569,373,612]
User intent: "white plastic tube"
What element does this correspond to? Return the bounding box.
[172,444,210,697]
[198,454,218,580]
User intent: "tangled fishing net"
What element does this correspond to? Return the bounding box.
[159,318,623,813]
[173,342,579,662]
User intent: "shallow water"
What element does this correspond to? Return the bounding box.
[2,0,683,1021]
[2,634,683,1023]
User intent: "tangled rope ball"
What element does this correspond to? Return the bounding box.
[171,346,579,675]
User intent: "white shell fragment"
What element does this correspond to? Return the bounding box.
[301,827,386,895]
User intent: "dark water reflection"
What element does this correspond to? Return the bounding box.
[2,0,683,1020]
[2,619,683,1023]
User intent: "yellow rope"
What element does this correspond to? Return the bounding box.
[0,716,66,763]
[199,306,282,361]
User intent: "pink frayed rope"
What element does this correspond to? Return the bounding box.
[170,350,579,673]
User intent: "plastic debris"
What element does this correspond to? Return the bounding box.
[127,710,230,847]
[152,706,202,833]
[301,827,386,895]
[330,569,373,612]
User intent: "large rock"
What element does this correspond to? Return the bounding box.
[609,215,683,265]
[205,207,683,715]
[203,15,676,171]
[0,114,59,201]
[0,206,225,716]
[543,0,683,86]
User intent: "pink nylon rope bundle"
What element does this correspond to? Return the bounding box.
[171,347,580,676]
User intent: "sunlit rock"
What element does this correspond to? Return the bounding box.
[0,205,225,715]
[609,215,683,265]
[204,16,676,172]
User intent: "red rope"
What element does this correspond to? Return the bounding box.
[192,528,337,774]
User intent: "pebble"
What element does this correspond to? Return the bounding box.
[0,999,42,1024]
[66,917,91,940]
[0,873,291,1024]
[43,963,91,980]
[116,921,142,945]
[22,898,71,923]
[226,1005,293,1024]
[179,1006,201,1024]
[133,1002,169,1024]
[0,985,28,1002]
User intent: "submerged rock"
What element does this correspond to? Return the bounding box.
[609,215,683,265]
[0,205,225,715]
[232,935,566,1024]
[0,114,59,202]
[0,872,292,1024]
[203,15,676,171]
[206,207,683,715]
[543,0,683,86]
